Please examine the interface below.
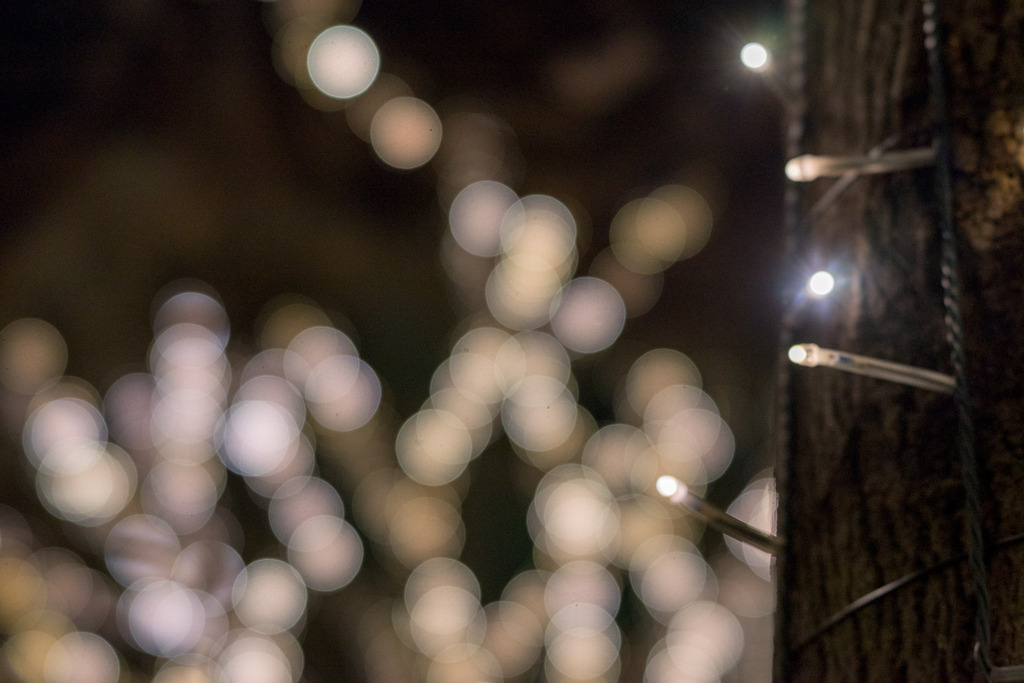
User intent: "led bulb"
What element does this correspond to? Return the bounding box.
[808,271,835,296]
[787,345,809,364]
[740,43,770,72]
[788,342,954,393]
[656,475,682,499]
[785,147,936,182]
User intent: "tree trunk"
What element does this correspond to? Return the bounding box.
[778,0,1024,680]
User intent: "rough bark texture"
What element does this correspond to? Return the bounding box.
[781,0,1024,680]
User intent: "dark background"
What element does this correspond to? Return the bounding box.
[1,0,785,679]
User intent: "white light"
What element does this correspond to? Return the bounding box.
[787,345,809,364]
[655,475,682,499]
[307,25,380,99]
[785,147,936,182]
[808,270,835,296]
[740,43,770,71]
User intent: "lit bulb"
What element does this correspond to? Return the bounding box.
[740,43,770,71]
[785,147,936,182]
[788,342,954,393]
[656,475,683,499]
[808,270,835,297]
[787,345,809,364]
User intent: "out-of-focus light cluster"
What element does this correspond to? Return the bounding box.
[266,4,444,169]
[0,5,779,680]
[0,285,374,682]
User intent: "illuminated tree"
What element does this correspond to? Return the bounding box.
[778,0,1024,679]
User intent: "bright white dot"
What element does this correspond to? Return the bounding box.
[307,25,380,99]
[655,475,680,499]
[370,97,443,169]
[787,345,808,364]
[740,42,770,71]
[808,270,835,296]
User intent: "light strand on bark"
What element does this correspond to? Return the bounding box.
[791,530,1024,653]
[921,0,993,675]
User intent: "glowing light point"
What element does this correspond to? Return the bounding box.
[740,42,770,71]
[656,475,684,501]
[808,270,835,297]
[787,344,814,365]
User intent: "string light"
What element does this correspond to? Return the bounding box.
[785,146,936,181]
[740,42,771,72]
[788,343,955,393]
[807,270,835,297]
[655,475,781,555]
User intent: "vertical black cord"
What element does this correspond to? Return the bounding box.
[921,0,992,676]
[775,0,808,678]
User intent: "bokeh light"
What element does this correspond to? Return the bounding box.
[629,535,709,623]
[221,399,302,477]
[581,424,656,494]
[43,630,120,683]
[370,97,443,169]
[530,466,619,562]
[610,186,713,274]
[287,514,364,591]
[396,408,474,486]
[502,375,578,453]
[232,559,308,635]
[403,558,485,657]
[121,578,208,657]
[306,25,380,99]
[23,396,107,474]
[268,475,344,543]
[105,514,181,587]
[725,476,777,581]
[482,600,543,678]
[37,441,137,526]
[549,276,626,354]
[448,180,519,258]
[663,600,744,679]
[305,357,381,432]
[218,632,297,683]
[589,247,664,318]
[0,318,67,394]
[621,348,701,422]
[140,459,220,534]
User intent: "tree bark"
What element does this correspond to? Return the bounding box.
[779,0,1024,680]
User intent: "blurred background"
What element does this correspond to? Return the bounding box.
[0,0,786,681]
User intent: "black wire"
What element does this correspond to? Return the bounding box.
[792,531,1024,654]
[921,0,992,676]
[774,0,807,678]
